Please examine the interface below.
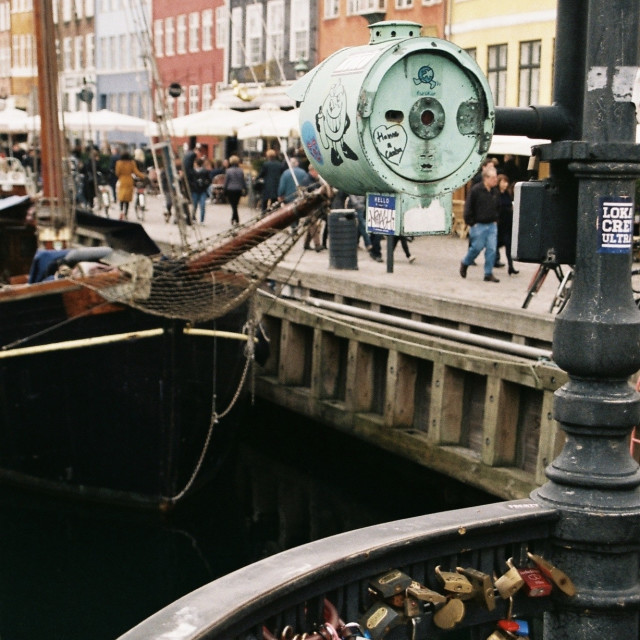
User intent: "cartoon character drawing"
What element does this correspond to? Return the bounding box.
[315,80,358,166]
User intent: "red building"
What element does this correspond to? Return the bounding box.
[152,0,227,157]
[318,0,446,61]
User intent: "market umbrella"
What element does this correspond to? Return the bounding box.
[236,104,300,140]
[64,109,153,134]
[161,104,257,137]
[0,106,29,133]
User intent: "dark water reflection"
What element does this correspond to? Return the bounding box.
[0,401,496,639]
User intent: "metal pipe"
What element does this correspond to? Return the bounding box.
[299,295,553,361]
[0,328,165,359]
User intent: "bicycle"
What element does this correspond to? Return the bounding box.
[521,262,570,312]
[133,177,146,221]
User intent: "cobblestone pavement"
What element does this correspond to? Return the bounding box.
[136,191,558,317]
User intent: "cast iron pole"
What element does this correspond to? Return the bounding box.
[531,1,640,638]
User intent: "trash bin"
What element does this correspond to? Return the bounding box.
[328,209,358,270]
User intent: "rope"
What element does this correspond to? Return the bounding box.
[163,306,258,504]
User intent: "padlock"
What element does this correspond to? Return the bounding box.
[518,567,552,597]
[360,602,409,640]
[434,565,473,595]
[338,622,365,638]
[432,598,465,630]
[527,552,576,597]
[370,569,413,605]
[456,566,496,611]
[406,581,447,606]
[403,594,422,618]
[494,558,525,599]
[498,618,530,637]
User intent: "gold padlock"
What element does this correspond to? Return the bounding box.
[435,565,473,595]
[527,552,576,597]
[406,580,447,605]
[494,558,525,599]
[456,566,496,611]
[486,631,510,640]
[432,598,465,630]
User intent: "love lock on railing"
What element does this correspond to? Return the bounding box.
[262,553,575,640]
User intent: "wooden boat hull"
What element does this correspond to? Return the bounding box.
[0,286,251,510]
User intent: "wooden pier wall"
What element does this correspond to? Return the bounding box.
[255,267,568,501]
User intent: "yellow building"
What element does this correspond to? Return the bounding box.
[447,1,557,108]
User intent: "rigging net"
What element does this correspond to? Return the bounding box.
[72,188,329,324]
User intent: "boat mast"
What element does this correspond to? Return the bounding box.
[33,0,72,248]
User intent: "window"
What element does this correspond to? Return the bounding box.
[266,0,284,61]
[396,0,413,9]
[85,33,94,69]
[324,0,338,18]
[177,94,186,117]
[118,33,127,69]
[85,0,94,17]
[421,0,441,4]
[177,14,186,54]
[290,0,309,61]
[189,12,199,53]
[519,40,541,107]
[215,7,227,50]
[230,6,243,68]
[465,47,476,61]
[74,0,82,18]
[63,37,72,70]
[189,85,199,113]
[202,83,213,109]
[245,4,263,66]
[74,35,83,69]
[100,36,108,69]
[154,19,163,57]
[202,9,213,51]
[165,17,175,56]
[62,0,71,21]
[487,43,507,107]
[347,0,385,15]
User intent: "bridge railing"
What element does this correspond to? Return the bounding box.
[119,499,561,639]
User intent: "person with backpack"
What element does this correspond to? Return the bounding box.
[190,157,212,224]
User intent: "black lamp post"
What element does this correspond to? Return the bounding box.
[519,1,640,637]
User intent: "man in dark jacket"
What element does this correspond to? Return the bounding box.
[459,164,501,283]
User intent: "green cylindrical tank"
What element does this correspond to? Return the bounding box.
[288,21,495,235]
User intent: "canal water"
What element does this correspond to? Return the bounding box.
[0,400,496,640]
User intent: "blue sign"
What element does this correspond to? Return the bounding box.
[598,197,634,254]
[367,194,396,235]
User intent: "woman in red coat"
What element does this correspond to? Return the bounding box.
[115,150,145,219]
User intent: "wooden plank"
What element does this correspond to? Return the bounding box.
[311,329,344,400]
[345,340,374,413]
[430,363,465,444]
[384,351,417,428]
[482,377,519,466]
[535,390,565,485]
[278,320,309,386]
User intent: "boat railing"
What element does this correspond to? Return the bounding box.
[119,499,561,639]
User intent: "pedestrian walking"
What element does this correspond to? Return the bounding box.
[115,150,145,220]
[223,155,246,225]
[257,149,283,215]
[190,157,212,224]
[459,164,501,282]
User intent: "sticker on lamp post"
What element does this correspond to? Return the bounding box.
[367,194,396,235]
[598,197,634,254]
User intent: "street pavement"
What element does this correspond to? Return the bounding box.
[135,190,558,317]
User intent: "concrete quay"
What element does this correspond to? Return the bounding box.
[137,190,559,318]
